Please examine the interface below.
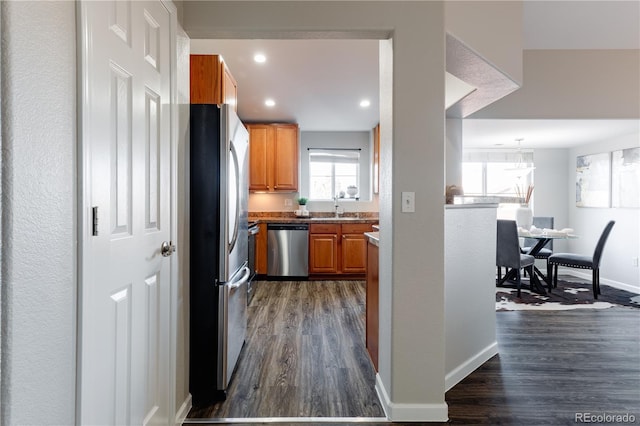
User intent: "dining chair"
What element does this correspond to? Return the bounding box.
[497,219,536,297]
[547,220,615,299]
[522,216,555,257]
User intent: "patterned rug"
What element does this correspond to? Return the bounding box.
[496,275,640,311]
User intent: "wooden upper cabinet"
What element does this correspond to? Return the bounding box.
[190,54,238,110]
[273,125,299,191]
[248,125,270,191]
[373,123,380,194]
[247,123,299,192]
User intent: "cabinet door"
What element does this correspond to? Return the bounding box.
[222,63,238,111]
[190,54,232,105]
[366,242,379,370]
[248,125,270,191]
[273,125,299,191]
[309,234,338,274]
[255,223,268,274]
[341,233,367,273]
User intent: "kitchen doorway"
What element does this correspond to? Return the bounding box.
[184,36,390,421]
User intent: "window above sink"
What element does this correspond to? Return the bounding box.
[299,131,372,201]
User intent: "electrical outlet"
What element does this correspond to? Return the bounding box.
[633,257,639,267]
[284,199,292,207]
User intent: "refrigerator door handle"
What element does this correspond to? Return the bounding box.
[228,143,240,254]
[228,266,251,289]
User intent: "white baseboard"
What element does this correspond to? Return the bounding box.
[375,374,448,422]
[175,393,192,426]
[445,341,498,392]
[561,268,640,294]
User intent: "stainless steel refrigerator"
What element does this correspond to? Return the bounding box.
[190,104,250,406]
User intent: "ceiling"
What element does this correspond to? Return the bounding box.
[190,39,379,132]
[190,1,640,147]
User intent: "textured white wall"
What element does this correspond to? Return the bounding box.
[445,0,523,85]
[0,2,77,424]
[568,132,640,290]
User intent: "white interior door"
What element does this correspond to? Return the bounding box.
[79,1,173,424]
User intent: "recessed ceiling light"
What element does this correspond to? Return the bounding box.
[265,99,275,107]
[360,99,371,108]
[254,53,266,63]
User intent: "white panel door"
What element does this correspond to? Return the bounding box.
[79,1,172,424]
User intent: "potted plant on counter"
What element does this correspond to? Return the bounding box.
[297,197,308,214]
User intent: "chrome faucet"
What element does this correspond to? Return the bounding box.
[334,195,341,217]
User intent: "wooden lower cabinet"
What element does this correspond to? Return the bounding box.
[366,239,379,370]
[341,228,369,273]
[309,222,373,277]
[255,223,268,275]
[309,233,339,274]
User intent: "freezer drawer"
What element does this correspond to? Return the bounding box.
[267,224,309,277]
[217,264,250,389]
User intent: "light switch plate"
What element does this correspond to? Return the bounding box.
[401,191,415,213]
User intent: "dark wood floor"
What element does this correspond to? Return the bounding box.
[187,280,385,419]
[186,280,640,425]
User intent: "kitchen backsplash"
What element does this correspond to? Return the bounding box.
[249,193,379,213]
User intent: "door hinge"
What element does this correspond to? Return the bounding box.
[92,206,99,236]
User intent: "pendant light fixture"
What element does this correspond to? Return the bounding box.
[506,138,536,177]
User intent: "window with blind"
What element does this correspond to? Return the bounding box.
[308,149,360,200]
[462,150,535,201]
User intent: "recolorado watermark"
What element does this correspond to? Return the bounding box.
[575,412,637,423]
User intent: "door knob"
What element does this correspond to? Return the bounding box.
[161,241,176,257]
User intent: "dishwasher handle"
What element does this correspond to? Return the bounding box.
[267,223,309,231]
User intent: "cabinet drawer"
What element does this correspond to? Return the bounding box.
[310,223,340,234]
[342,223,373,234]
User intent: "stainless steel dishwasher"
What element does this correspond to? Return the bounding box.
[267,223,309,278]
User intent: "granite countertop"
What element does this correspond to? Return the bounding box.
[364,231,379,246]
[249,212,379,225]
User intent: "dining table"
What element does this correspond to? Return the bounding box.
[518,230,579,292]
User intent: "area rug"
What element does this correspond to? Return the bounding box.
[496,275,640,311]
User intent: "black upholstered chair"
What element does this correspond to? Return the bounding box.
[547,221,615,299]
[497,219,536,297]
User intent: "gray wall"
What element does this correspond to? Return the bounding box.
[531,148,572,253]
[472,50,640,119]
[568,132,640,290]
[0,2,77,424]
[521,141,639,289]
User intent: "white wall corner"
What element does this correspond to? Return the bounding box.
[445,341,498,392]
[376,374,449,422]
[174,394,192,426]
